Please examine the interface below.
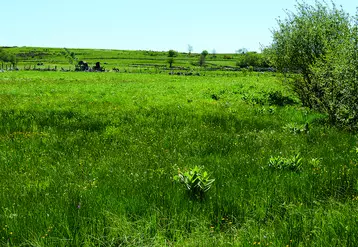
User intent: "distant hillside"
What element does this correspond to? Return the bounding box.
[1,46,270,73]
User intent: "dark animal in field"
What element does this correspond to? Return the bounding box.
[75,61,104,72]
[94,62,101,71]
[76,61,89,71]
[93,62,104,72]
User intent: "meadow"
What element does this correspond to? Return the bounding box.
[2,47,244,73]
[0,48,358,246]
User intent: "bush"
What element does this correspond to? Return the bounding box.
[0,49,17,67]
[309,27,358,129]
[236,52,264,68]
[168,50,178,57]
[268,0,358,130]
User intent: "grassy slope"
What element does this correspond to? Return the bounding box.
[0,51,358,246]
[2,47,238,71]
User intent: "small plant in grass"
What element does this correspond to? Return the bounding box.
[268,153,302,172]
[283,122,309,134]
[309,158,325,175]
[173,166,215,200]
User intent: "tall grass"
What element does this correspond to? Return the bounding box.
[0,71,357,246]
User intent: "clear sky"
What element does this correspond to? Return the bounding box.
[2,0,357,53]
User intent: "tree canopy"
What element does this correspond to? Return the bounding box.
[268,0,358,129]
[0,49,17,66]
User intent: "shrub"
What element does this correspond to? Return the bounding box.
[309,27,358,129]
[0,49,17,67]
[236,52,264,68]
[268,0,358,129]
[168,50,178,57]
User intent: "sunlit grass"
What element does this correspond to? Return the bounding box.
[0,71,357,246]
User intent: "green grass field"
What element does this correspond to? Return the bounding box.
[2,47,241,73]
[1,49,358,246]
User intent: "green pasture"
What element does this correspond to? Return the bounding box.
[2,47,240,72]
[0,70,357,246]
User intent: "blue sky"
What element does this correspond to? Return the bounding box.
[3,0,357,53]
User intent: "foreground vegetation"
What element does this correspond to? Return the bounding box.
[0,70,358,246]
[1,1,358,245]
[268,1,358,130]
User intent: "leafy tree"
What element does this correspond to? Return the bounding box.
[168,49,178,57]
[199,50,208,66]
[268,0,358,129]
[167,57,174,68]
[167,50,178,68]
[201,50,208,57]
[0,49,5,63]
[309,18,358,127]
[268,0,351,107]
[0,49,17,68]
